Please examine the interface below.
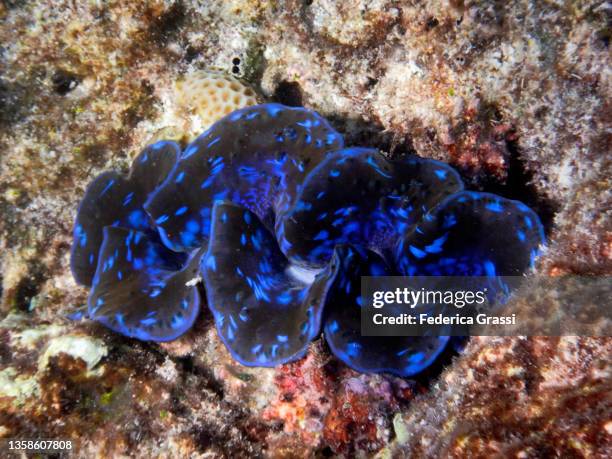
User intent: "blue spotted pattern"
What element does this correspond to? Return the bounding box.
[71,141,180,285]
[395,191,545,277]
[201,202,338,366]
[323,245,449,377]
[70,103,545,377]
[88,227,203,341]
[144,103,344,253]
[276,148,463,268]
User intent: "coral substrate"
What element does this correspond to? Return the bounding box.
[0,0,610,457]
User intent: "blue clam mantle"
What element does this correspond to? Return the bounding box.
[71,103,545,377]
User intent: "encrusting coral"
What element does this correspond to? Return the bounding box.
[174,70,260,141]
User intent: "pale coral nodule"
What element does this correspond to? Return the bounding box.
[174,70,260,140]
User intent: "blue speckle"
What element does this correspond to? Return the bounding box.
[186,219,200,233]
[314,230,329,240]
[100,179,115,196]
[409,245,427,259]
[175,206,188,216]
[276,291,292,304]
[183,145,198,159]
[486,201,504,213]
[207,137,221,148]
[155,214,169,224]
[266,104,283,117]
[346,342,361,358]
[205,255,217,272]
[484,260,497,277]
[122,192,135,206]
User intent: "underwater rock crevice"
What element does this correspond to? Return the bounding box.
[481,138,558,233]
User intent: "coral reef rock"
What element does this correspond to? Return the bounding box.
[0,0,609,456]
